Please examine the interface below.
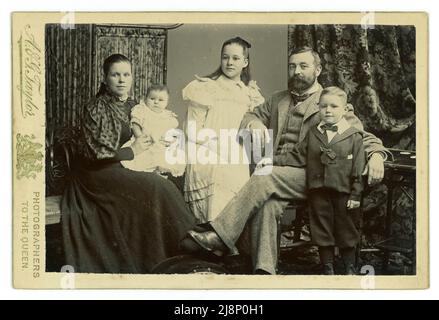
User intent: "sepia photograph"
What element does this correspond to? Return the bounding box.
[12,12,428,289]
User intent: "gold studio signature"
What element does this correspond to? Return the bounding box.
[18,24,42,119]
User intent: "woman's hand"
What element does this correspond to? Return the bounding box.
[159,137,173,148]
[160,129,181,147]
[131,135,153,156]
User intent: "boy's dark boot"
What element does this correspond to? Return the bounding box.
[322,263,335,275]
[319,246,335,275]
[340,246,357,275]
[345,264,357,275]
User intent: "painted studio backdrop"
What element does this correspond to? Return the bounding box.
[44,23,416,274]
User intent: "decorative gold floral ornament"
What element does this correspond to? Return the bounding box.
[16,133,43,179]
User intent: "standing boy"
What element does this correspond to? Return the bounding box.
[260,86,366,275]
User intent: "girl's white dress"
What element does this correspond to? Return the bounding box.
[121,103,185,177]
[182,75,265,222]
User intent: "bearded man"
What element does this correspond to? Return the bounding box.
[184,46,388,275]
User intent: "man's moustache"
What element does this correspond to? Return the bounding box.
[292,75,305,80]
[289,77,306,87]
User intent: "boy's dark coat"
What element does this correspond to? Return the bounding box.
[274,125,366,201]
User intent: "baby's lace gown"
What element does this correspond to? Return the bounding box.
[121,104,185,177]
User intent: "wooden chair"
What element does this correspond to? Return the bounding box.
[279,200,310,248]
[45,126,80,225]
[277,200,311,271]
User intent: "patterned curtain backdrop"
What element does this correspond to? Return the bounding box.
[93,25,167,99]
[45,24,94,196]
[45,24,93,130]
[288,24,416,268]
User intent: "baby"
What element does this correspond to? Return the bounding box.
[121,84,185,177]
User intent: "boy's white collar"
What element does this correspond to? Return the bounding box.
[317,117,350,135]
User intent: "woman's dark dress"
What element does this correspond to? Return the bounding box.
[61,90,195,273]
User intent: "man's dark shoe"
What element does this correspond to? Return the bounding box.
[187,230,227,257]
[322,263,335,275]
[179,236,202,253]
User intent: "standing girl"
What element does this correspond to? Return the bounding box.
[182,37,265,223]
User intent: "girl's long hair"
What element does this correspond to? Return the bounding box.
[206,36,252,85]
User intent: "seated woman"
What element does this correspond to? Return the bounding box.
[61,54,195,274]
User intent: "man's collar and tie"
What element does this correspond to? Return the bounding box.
[291,93,311,106]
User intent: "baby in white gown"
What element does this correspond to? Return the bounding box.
[121,85,185,177]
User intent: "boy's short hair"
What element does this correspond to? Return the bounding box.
[319,86,348,105]
[146,84,169,98]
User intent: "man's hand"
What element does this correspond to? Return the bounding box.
[255,157,273,170]
[254,157,274,176]
[362,152,385,185]
[347,200,360,210]
[249,121,271,149]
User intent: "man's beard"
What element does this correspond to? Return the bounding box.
[288,74,316,94]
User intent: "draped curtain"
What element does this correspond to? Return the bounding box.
[288,25,416,263]
[93,25,167,99]
[45,24,93,130]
